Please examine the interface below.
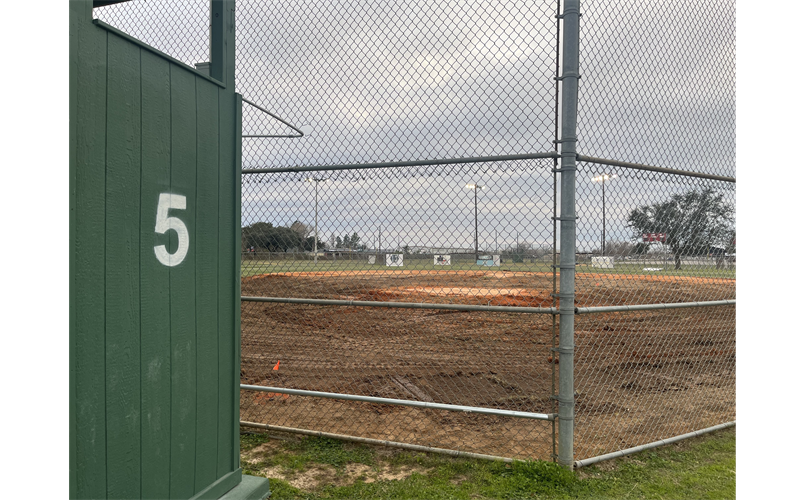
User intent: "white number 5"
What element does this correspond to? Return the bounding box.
[154,193,189,267]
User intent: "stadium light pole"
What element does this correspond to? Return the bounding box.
[591,174,616,255]
[466,183,485,260]
[305,177,328,263]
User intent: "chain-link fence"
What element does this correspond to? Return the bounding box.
[92,0,735,467]
[240,158,562,461]
[571,0,736,464]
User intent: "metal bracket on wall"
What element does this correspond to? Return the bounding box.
[242,97,306,138]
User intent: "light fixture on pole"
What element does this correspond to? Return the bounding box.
[305,177,328,263]
[465,183,485,260]
[591,174,616,256]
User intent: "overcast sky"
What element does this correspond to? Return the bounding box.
[94,0,736,252]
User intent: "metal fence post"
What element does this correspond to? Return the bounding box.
[557,0,581,470]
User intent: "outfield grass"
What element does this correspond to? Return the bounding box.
[240,258,736,280]
[239,427,736,499]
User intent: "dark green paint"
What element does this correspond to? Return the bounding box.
[140,49,173,500]
[105,32,143,499]
[70,1,108,497]
[70,1,254,498]
[219,474,271,500]
[169,63,199,500]
[218,89,238,477]
[231,94,243,473]
[195,79,221,491]
[192,469,243,500]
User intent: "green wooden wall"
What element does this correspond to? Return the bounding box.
[69,1,242,498]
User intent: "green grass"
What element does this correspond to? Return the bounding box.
[240,427,736,499]
[240,258,735,280]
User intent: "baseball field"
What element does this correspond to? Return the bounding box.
[239,264,735,460]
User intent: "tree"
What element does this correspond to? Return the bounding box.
[626,188,734,270]
[290,220,314,239]
[631,242,651,256]
[602,240,635,258]
[725,229,736,254]
[242,222,304,252]
[242,222,274,250]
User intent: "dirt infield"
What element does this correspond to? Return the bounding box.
[240,269,735,460]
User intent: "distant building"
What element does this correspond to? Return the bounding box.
[407,246,473,254]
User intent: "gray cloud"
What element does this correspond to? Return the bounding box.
[94,0,735,252]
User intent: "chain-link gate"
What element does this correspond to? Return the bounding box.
[93,0,735,468]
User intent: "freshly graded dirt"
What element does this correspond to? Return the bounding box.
[240,269,735,460]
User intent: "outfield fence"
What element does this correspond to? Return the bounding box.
[93,0,735,468]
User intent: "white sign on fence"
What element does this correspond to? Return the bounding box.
[385,254,404,266]
[367,256,376,264]
[434,254,451,265]
[591,256,614,269]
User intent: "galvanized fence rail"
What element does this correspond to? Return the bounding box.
[93,0,736,468]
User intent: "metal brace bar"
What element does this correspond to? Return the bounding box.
[576,299,735,314]
[577,154,736,183]
[551,350,575,357]
[241,384,556,421]
[240,421,520,463]
[241,152,561,174]
[574,422,736,468]
[242,97,305,138]
[241,295,559,314]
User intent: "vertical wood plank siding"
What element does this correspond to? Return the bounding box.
[71,2,108,497]
[169,64,199,500]
[71,8,241,497]
[139,50,172,500]
[194,80,221,491]
[105,33,143,499]
[217,89,238,478]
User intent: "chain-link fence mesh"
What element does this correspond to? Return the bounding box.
[236,0,560,169]
[240,160,560,459]
[573,306,735,459]
[577,0,736,178]
[93,0,210,69]
[90,0,735,465]
[573,0,736,460]
[572,165,736,459]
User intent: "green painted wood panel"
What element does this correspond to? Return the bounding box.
[139,49,173,500]
[231,94,243,473]
[169,64,199,500]
[217,89,238,477]
[105,33,143,499]
[193,470,244,500]
[71,2,244,497]
[71,1,108,497]
[195,79,221,490]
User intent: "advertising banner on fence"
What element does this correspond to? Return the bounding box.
[476,255,501,266]
[434,254,451,265]
[385,254,403,266]
[642,233,667,242]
